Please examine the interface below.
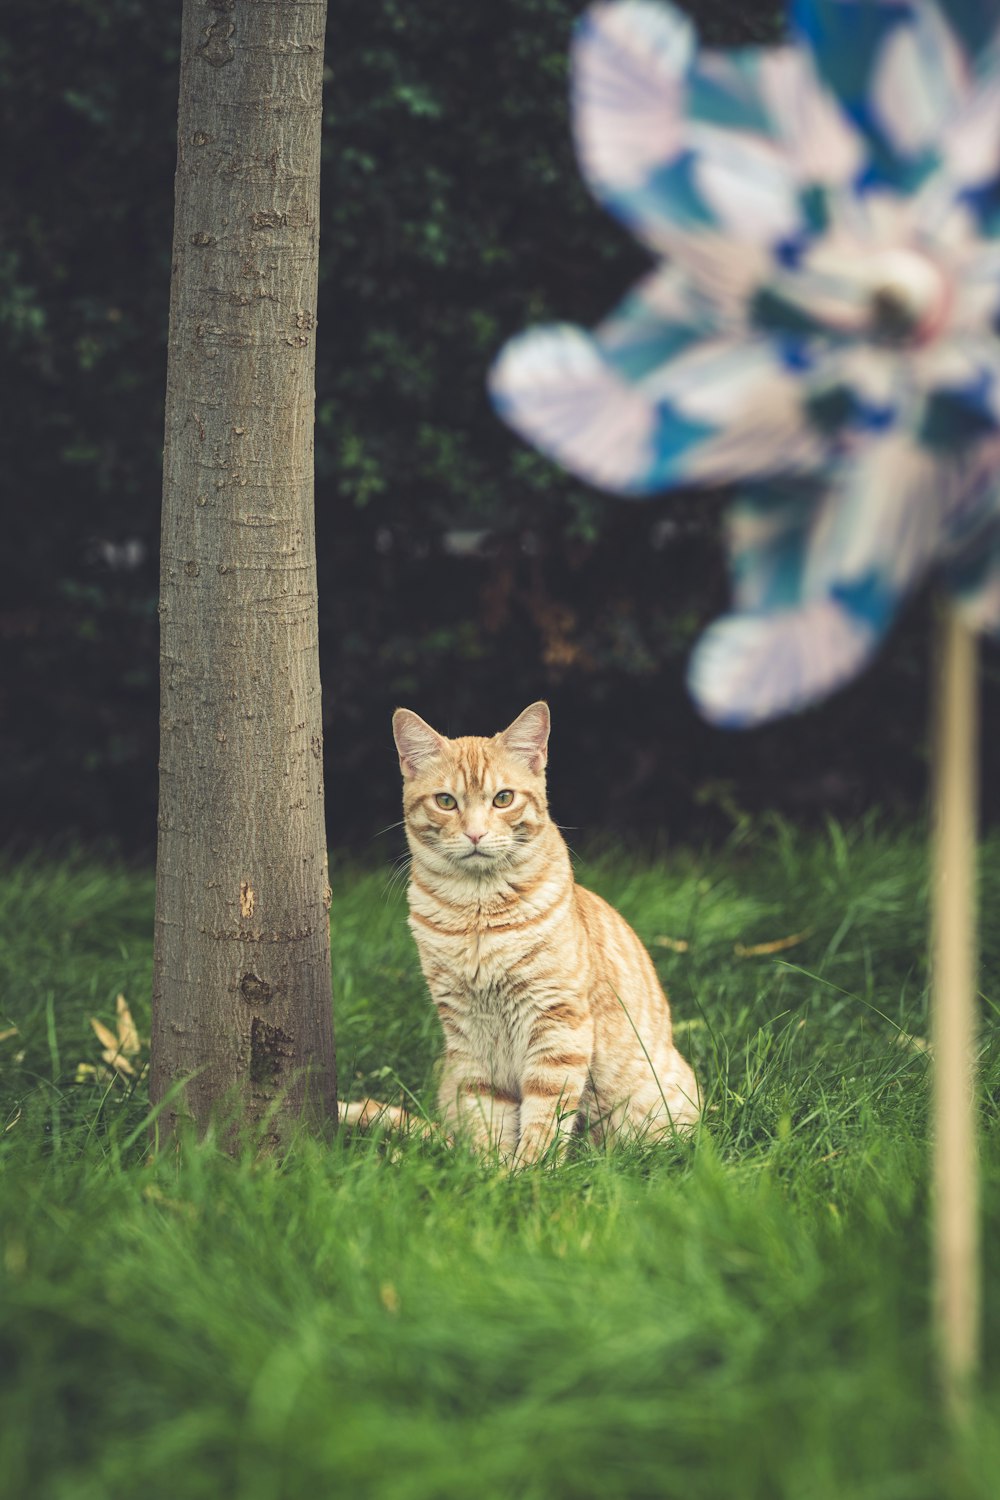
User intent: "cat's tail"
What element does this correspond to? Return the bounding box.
[337,1097,439,1140]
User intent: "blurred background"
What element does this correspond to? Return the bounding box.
[3,0,998,857]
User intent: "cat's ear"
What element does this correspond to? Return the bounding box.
[499,701,550,774]
[393,708,447,779]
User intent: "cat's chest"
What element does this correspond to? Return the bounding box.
[412,913,532,992]
[419,927,538,1068]
[407,878,571,1001]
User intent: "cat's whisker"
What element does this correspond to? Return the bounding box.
[372,818,406,840]
[382,853,412,902]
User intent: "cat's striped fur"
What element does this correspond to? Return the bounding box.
[383,701,699,1166]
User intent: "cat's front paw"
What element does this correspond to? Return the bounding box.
[511,1125,563,1170]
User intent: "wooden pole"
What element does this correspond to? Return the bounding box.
[930,606,980,1425]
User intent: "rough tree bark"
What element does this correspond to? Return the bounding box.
[150,0,336,1142]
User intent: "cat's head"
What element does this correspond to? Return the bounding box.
[392,702,551,876]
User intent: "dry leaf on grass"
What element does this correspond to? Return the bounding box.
[734,929,814,958]
[83,995,146,1083]
[114,993,140,1055]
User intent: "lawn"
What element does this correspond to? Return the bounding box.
[1,819,999,1499]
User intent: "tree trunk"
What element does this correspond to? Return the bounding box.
[150,0,336,1143]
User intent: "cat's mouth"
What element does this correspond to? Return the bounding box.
[461,848,497,865]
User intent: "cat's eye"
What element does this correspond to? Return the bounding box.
[435,792,457,810]
[493,790,514,808]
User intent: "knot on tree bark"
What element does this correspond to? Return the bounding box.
[240,972,273,1006]
[199,19,235,68]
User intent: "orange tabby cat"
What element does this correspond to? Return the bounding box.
[384,701,700,1166]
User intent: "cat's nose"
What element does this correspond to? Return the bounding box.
[465,831,485,845]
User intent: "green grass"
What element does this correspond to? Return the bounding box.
[2,819,1000,1499]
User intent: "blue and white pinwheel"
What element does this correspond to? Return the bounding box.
[489,0,1000,725]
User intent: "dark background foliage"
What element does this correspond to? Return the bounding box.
[2,0,998,855]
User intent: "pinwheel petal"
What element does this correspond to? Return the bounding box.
[868,1,967,159]
[684,43,864,251]
[939,41,1000,189]
[699,435,958,726]
[572,0,694,203]
[791,1,915,124]
[723,479,827,612]
[688,597,880,726]
[921,0,1000,69]
[644,337,826,481]
[595,265,716,382]
[490,319,824,494]
[802,433,948,602]
[687,131,803,245]
[753,44,865,187]
[686,45,780,136]
[949,247,1000,328]
[572,0,804,267]
[792,0,968,187]
[489,325,709,494]
[722,435,953,627]
[918,16,1000,231]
